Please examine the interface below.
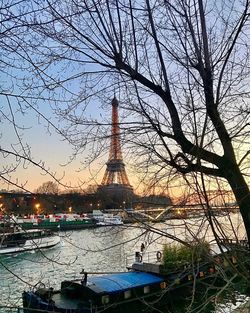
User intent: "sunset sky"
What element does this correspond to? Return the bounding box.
[1,92,241,201]
[1,96,144,195]
[1,0,248,205]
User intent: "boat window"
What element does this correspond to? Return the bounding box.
[124,290,131,299]
[144,286,150,294]
[101,295,110,304]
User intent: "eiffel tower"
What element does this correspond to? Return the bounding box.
[99,97,133,197]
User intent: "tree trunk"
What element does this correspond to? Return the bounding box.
[225,163,250,243]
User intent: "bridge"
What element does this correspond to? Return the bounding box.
[119,204,239,223]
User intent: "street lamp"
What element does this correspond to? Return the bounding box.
[35,203,40,214]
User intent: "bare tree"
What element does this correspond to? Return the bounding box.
[18,0,250,241]
[0,2,249,311]
[0,0,80,193]
[35,181,59,194]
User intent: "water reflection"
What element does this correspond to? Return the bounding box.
[0,213,248,313]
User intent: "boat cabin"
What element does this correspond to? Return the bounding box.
[23,272,167,312]
[1,229,55,249]
[62,272,165,306]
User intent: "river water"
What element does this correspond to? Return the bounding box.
[0,213,248,313]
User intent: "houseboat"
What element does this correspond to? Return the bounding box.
[92,210,123,226]
[17,214,97,231]
[21,248,225,313]
[0,227,60,255]
[22,270,166,313]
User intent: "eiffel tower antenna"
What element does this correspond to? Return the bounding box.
[99,97,133,196]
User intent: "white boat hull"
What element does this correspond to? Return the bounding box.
[97,220,123,226]
[0,232,60,255]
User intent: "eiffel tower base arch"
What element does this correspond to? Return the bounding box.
[97,184,134,210]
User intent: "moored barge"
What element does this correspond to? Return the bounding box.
[21,247,230,313]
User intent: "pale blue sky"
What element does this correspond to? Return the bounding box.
[0,93,140,193]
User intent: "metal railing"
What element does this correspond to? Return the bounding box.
[126,250,163,268]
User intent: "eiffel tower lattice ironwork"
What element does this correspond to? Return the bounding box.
[100,97,133,193]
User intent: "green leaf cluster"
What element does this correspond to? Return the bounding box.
[162,241,210,272]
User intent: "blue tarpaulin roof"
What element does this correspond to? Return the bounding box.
[88,272,164,294]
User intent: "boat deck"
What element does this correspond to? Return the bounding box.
[51,292,87,310]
